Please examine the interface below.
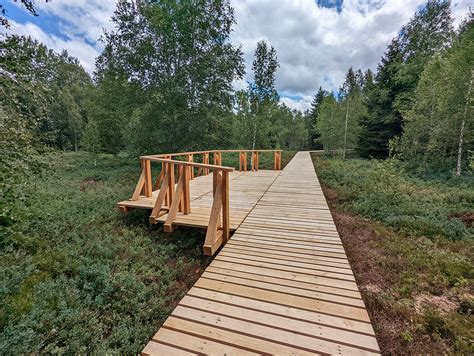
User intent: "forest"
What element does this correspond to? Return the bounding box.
[0,0,472,354]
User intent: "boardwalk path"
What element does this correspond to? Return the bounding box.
[143,152,380,355]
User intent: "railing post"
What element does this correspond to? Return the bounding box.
[252,151,258,171]
[203,152,209,175]
[274,151,282,170]
[167,161,175,206]
[144,159,152,197]
[186,154,194,180]
[183,163,191,214]
[215,151,221,166]
[222,170,229,243]
[243,151,247,171]
[164,157,170,206]
[213,168,218,194]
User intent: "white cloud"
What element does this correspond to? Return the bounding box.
[5,0,472,109]
[231,0,472,109]
[281,95,313,112]
[6,0,116,73]
[7,20,100,73]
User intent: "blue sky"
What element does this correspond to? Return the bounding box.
[3,0,471,111]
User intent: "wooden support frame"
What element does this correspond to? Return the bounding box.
[163,165,191,232]
[131,167,146,201]
[203,170,229,256]
[213,151,222,166]
[186,154,194,180]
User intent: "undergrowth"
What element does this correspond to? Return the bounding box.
[0,152,211,353]
[312,155,473,354]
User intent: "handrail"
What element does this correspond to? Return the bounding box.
[140,157,235,172]
[124,148,282,255]
[147,149,282,158]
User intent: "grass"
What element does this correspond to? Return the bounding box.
[1,149,295,353]
[312,155,473,354]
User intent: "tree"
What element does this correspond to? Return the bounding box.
[247,40,280,151]
[250,40,279,102]
[396,19,473,175]
[315,94,343,154]
[307,87,327,149]
[1,0,39,28]
[82,118,102,166]
[95,0,244,154]
[358,0,454,158]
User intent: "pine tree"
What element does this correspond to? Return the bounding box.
[308,87,327,149]
[358,0,454,158]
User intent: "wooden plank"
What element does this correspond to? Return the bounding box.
[193,278,369,322]
[149,164,169,224]
[144,159,153,197]
[187,287,375,335]
[171,306,377,355]
[162,316,315,355]
[179,295,379,352]
[222,171,230,243]
[142,340,196,355]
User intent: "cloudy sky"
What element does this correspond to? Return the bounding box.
[3,0,471,111]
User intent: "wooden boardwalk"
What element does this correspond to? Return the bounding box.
[142,152,380,355]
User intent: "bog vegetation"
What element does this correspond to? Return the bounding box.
[0,0,472,353]
[312,156,473,354]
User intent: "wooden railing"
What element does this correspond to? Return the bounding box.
[127,149,282,255]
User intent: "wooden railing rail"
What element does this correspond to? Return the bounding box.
[126,149,282,255]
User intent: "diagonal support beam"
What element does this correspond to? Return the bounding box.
[203,171,224,256]
[149,164,170,224]
[164,166,185,232]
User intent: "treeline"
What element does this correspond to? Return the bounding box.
[1,1,307,158]
[308,1,473,175]
[1,0,472,194]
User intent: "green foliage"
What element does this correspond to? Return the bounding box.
[1,35,92,150]
[231,40,308,150]
[307,86,327,149]
[93,0,245,154]
[312,157,473,240]
[314,68,367,157]
[0,152,211,353]
[359,0,454,158]
[0,35,91,227]
[395,20,473,175]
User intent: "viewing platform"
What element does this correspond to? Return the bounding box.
[117,149,282,255]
